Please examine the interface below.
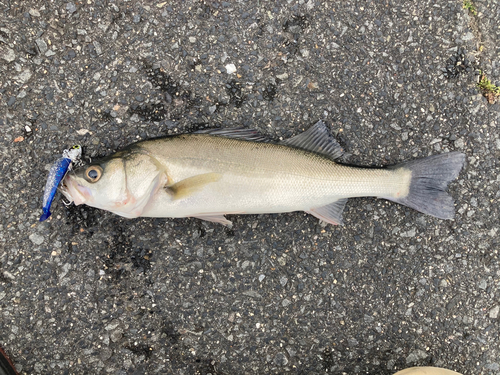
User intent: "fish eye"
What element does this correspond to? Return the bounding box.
[84,166,103,183]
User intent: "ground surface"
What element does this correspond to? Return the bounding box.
[1,0,499,374]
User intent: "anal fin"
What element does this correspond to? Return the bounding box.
[306,198,348,225]
[192,214,233,227]
[166,172,222,200]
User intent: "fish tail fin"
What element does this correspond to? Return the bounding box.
[387,152,465,219]
[39,210,51,222]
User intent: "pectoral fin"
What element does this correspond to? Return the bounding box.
[165,172,222,200]
[307,199,348,225]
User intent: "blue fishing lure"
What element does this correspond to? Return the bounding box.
[40,145,82,222]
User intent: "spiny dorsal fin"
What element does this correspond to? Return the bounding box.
[195,127,270,143]
[306,198,348,225]
[282,121,343,160]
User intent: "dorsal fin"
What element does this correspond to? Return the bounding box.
[195,127,270,143]
[281,121,343,160]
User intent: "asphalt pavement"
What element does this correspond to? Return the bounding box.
[1,0,499,374]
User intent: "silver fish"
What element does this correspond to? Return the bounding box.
[61,121,465,227]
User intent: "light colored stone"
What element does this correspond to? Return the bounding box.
[29,233,44,245]
[29,8,41,17]
[35,39,48,54]
[225,63,236,74]
[0,45,15,62]
[489,305,499,319]
[406,349,428,363]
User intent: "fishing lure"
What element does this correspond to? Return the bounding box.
[40,145,82,222]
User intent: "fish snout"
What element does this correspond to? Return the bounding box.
[62,175,92,205]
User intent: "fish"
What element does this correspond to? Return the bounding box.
[61,121,465,227]
[40,145,82,222]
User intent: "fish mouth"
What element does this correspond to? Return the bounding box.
[61,175,92,205]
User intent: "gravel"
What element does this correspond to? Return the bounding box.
[0,0,499,374]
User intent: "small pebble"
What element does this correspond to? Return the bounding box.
[29,233,44,245]
[110,329,123,342]
[93,41,102,55]
[454,138,465,149]
[225,63,236,74]
[29,8,41,17]
[35,39,48,54]
[66,2,77,14]
[0,45,16,62]
[489,305,499,319]
[15,70,32,84]
[274,352,288,366]
[406,349,428,364]
[76,129,91,135]
[280,276,288,286]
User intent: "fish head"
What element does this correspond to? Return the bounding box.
[62,151,166,218]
